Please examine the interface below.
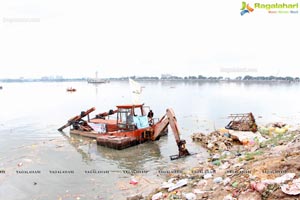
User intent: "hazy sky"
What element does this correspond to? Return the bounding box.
[0,0,299,78]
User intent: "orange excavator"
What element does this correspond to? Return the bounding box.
[58,105,190,160]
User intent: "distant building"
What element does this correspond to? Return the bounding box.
[55,75,63,80]
[161,74,172,79]
[41,76,49,80]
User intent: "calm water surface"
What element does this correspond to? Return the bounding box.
[1,81,300,199]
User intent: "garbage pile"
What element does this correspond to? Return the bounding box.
[147,123,300,200]
[258,122,290,138]
[191,129,233,152]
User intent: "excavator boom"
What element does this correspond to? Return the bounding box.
[58,107,96,131]
[153,108,190,160]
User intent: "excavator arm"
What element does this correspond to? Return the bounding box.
[152,108,190,160]
[58,107,96,131]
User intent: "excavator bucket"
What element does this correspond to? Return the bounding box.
[165,108,191,160]
[169,139,191,160]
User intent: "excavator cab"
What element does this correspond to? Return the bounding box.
[116,104,146,130]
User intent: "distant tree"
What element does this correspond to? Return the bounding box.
[270,76,276,80]
[198,75,207,80]
[243,75,253,80]
[188,76,197,80]
[285,76,294,81]
[208,77,217,80]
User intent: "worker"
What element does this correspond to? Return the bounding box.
[147,110,154,118]
[147,110,154,125]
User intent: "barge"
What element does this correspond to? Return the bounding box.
[58,104,190,159]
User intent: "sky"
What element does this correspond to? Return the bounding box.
[0,0,299,79]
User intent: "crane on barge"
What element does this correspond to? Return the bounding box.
[58,106,190,160]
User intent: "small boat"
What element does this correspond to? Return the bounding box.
[0,86,2,90]
[66,87,76,92]
[58,104,190,159]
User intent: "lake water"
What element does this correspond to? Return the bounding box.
[1,81,300,199]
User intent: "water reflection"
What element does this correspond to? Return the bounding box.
[96,142,162,170]
[61,131,163,170]
[61,132,94,163]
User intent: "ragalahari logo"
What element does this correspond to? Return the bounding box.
[241,2,254,15]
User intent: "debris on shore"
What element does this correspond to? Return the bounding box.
[145,123,300,200]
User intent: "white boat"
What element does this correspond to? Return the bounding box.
[87,71,109,84]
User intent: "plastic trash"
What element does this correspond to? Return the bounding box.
[253,182,266,193]
[221,151,231,157]
[207,143,214,148]
[275,127,287,134]
[130,177,138,185]
[204,173,213,179]
[212,154,220,160]
[161,179,175,189]
[223,194,233,200]
[168,179,188,192]
[151,192,163,200]
[242,139,249,145]
[224,133,230,138]
[193,189,206,194]
[183,192,197,200]
[220,162,230,169]
[281,178,300,195]
[223,177,231,186]
[212,160,221,166]
[262,173,295,184]
[197,179,207,187]
[232,182,238,188]
[213,177,223,184]
[258,126,269,135]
